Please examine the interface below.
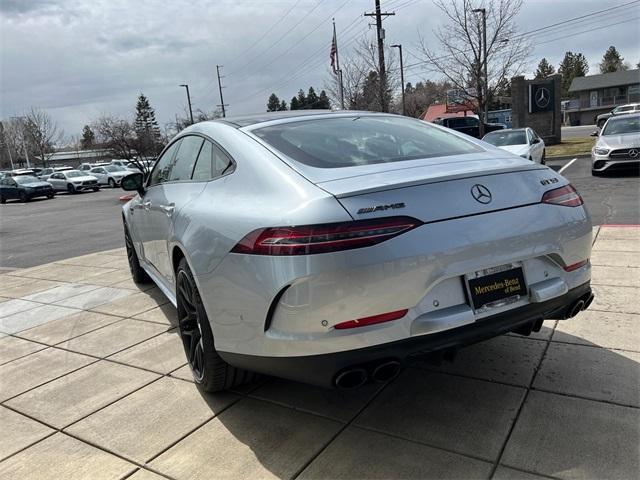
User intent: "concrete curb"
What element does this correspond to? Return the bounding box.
[546,153,590,162]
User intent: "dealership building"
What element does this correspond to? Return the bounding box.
[564,69,640,126]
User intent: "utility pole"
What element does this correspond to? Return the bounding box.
[179,84,194,124]
[391,44,405,115]
[365,0,395,112]
[216,65,228,118]
[473,8,488,130]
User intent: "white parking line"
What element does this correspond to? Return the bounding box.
[558,157,578,174]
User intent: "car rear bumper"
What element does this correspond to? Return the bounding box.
[220,282,592,387]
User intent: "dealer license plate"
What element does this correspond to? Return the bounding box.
[467,263,528,312]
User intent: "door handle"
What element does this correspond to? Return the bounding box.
[159,203,175,216]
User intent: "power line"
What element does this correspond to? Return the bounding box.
[226,0,324,76]
[225,0,304,69]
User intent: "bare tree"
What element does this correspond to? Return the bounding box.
[91,115,151,174]
[2,118,33,168]
[417,0,531,134]
[325,37,398,111]
[23,107,64,167]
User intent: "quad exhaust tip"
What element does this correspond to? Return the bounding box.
[334,368,368,389]
[371,360,402,383]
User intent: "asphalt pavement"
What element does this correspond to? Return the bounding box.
[1,160,637,269]
[0,188,126,269]
[561,125,597,138]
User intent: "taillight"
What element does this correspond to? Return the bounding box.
[334,309,408,330]
[563,259,589,272]
[541,184,583,207]
[231,216,421,255]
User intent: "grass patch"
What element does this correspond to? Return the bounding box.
[546,136,595,158]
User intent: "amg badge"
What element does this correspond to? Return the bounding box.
[357,202,406,214]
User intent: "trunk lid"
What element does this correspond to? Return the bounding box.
[315,156,558,223]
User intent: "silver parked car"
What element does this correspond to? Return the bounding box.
[47,170,100,193]
[121,111,593,392]
[482,128,546,164]
[90,165,131,187]
[591,113,640,175]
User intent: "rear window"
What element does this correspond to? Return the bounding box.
[253,115,482,169]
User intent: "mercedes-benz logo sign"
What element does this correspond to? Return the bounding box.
[471,184,492,204]
[629,149,639,158]
[535,87,550,108]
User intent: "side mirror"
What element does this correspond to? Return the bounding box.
[532,138,540,144]
[590,131,599,137]
[121,172,145,195]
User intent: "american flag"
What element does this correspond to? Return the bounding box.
[330,28,338,74]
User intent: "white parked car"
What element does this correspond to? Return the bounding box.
[111,159,141,171]
[79,162,110,172]
[38,166,73,181]
[90,165,131,187]
[47,170,100,193]
[591,113,640,175]
[482,128,546,164]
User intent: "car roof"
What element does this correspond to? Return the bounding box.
[213,109,375,128]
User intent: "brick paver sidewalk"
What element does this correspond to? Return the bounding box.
[1,226,638,479]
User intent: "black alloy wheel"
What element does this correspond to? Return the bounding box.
[124,225,150,284]
[67,183,76,194]
[19,191,28,202]
[175,257,254,392]
[177,268,206,383]
[108,178,116,188]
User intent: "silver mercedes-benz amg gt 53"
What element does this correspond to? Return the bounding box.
[120,111,593,391]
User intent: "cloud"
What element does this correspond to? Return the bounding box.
[1,0,638,137]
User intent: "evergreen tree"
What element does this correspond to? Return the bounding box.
[134,93,161,156]
[306,86,319,109]
[599,46,627,73]
[267,93,280,112]
[317,90,330,109]
[278,100,288,111]
[296,89,307,109]
[534,58,556,79]
[558,52,589,97]
[80,125,95,150]
[290,97,299,110]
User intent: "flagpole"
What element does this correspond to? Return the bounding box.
[333,18,345,109]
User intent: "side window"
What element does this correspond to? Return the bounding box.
[192,140,234,181]
[149,139,182,186]
[169,136,204,182]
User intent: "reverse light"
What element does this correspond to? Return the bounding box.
[563,259,589,272]
[334,309,409,330]
[231,216,421,256]
[541,184,583,207]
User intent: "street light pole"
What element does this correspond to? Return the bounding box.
[473,8,488,125]
[391,44,405,115]
[179,84,194,125]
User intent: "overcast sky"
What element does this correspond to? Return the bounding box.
[1,0,639,138]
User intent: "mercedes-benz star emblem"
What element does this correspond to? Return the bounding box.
[535,87,550,108]
[629,149,639,158]
[471,184,492,204]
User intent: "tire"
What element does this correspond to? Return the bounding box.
[592,170,603,177]
[176,257,255,392]
[19,191,29,202]
[67,183,76,194]
[124,224,151,284]
[0,196,5,204]
[108,178,116,188]
[47,193,54,199]
[93,188,100,192]
[541,150,546,165]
